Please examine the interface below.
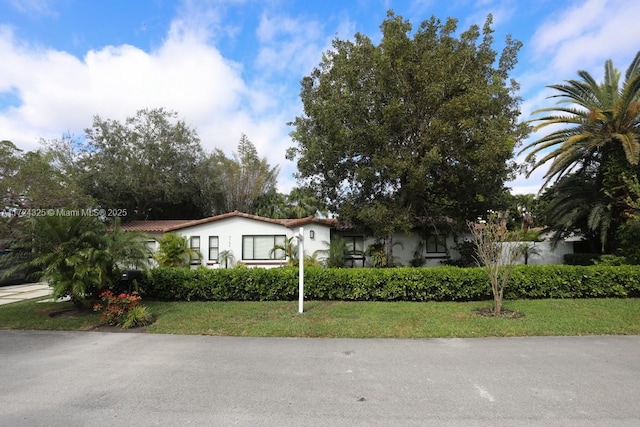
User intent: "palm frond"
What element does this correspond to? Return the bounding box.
[624,51,640,82]
[612,131,640,165]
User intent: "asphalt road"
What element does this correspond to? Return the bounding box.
[1,331,639,426]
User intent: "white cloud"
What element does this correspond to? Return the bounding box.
[460,0,516,31]
[255,11,326,77]
[531,0,640,76]
[0,10,303,192]
[8,0,57,17]
[0,27,242,143]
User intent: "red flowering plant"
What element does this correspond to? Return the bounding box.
[93,290,142,326]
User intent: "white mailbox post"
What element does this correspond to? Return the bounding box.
[296,227,304,313]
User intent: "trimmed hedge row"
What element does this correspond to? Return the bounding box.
[142,265,640,302]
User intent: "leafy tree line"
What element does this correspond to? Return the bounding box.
[1,108,323,245]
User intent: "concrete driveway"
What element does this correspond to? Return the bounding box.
[0,282,51,305]
[1,331,638,426]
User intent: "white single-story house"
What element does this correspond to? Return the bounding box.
[121,211,336,268]
[121,211,575,268]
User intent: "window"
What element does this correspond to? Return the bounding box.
[189,236,201,263]
[343,236,365,267]
[344,236,364,257]
[145,240,157,255]
[426,234,447,254]
[208,236,219,262]
[242,235,286,260]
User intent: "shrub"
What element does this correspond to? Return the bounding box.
[93,290,153,328]
[594,254,627,266]
[564,253,599,265]
[144,265,640,303]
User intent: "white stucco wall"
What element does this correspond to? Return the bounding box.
[513,240,573,265]
[172,217,332,268]
[338,232,573,267]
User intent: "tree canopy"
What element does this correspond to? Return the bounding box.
[77,108,205,220]
[195,134,281,215]
[0,140,92,249]
[288,11,528,241]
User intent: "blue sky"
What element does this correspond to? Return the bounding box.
[1,0,639,196]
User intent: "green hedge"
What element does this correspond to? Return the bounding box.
[142,265,640,302]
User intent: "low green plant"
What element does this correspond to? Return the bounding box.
[365,240,402,267]
[315,237,348,268]
[121,305,154,329]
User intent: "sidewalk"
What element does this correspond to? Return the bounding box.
[0,282,52,305]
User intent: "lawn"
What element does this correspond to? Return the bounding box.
[1,298,639,338]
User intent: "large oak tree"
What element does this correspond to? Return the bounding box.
[287,12,528,261]
[78,108,205,220]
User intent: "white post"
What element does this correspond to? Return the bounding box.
[298,226,304,314]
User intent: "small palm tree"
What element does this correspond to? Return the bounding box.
[518,243,542,265]
[18,215,104,308]
[365,240,403,268]
[154,233,200,268]
[269,237,298,266]
[314,236,348,268]
[218,250,235,269]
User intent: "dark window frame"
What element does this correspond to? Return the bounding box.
[426,234,447,254]
[344,235,365,257]
[242,234,286,260]
[189,236,201,263]
[208,236,219,262]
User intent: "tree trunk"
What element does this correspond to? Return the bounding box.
[385,233,393,267]
[493,292,502,316]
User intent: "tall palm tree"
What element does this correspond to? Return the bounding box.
[520,52,640,251]
[520,52,640,186]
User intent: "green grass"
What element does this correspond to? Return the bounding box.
[2,298,639,338]
[0,299,101,331]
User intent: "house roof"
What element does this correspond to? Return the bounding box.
[119,210,337,233]
[118,220,195,233]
